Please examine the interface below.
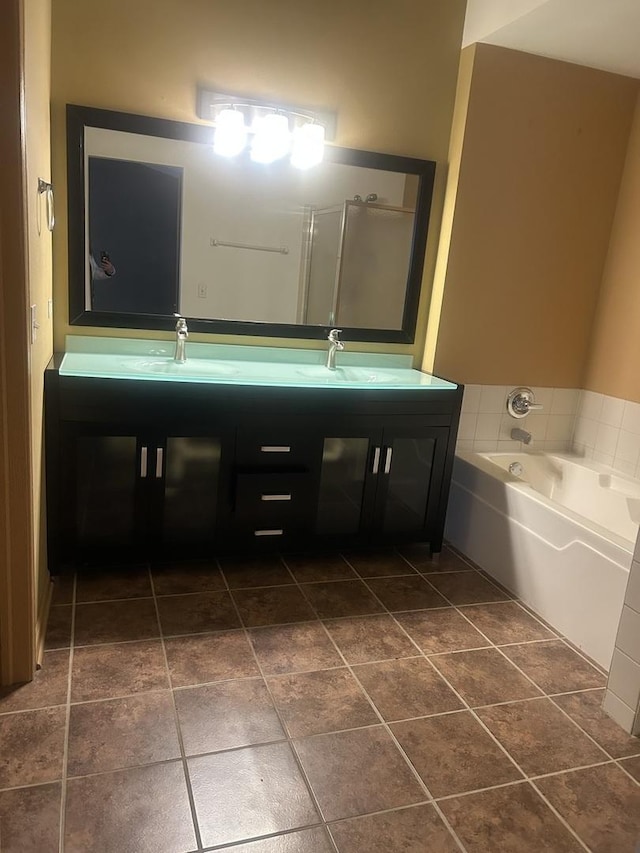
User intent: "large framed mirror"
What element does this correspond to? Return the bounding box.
[67,105,436,343]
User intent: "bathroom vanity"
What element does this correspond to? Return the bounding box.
[45,340,462,570]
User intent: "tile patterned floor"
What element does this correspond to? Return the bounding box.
[1,545,640,852]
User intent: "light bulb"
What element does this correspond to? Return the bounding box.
[213,109,247,157]
[250,113,291,164]
[291,122,325,169]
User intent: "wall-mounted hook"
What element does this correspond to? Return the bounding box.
[37,178,55,232]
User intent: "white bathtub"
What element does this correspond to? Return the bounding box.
[445,451,636,670]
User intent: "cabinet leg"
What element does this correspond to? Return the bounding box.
[430,536,443,557]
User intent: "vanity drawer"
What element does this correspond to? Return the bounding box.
[235,431,319,469]
[235,472,313,525]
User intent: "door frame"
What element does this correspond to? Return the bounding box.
[0,0,37,685]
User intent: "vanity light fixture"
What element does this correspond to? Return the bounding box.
[197,86,336,169]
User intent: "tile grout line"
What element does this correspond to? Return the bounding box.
[216,556,340,853]
[148,565,204,853]
[285,554,468,853]
[347,563,596,853]
[58,572,77,853]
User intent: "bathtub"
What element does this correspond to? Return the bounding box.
[445,451,637,670]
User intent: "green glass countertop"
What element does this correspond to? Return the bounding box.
[59,337,458,391]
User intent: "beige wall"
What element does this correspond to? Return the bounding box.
[433,44,638,387]
[50,0,467,360]
[584,92,640,403]
[24,0,54,646]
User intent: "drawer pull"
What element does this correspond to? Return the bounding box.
[140,446,148,478]
[261,493,292,502]
[372,446,381,474]
[260,445,291,453]
[384,446,393,474]
[254,528,284,537]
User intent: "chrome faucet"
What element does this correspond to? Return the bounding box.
[174,317,188,363]
[511,427,532,445]
[326,329,344,370]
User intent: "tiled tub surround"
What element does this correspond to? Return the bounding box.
[2,547,640,852]
[604,543,640,736]
[458,383,640,479]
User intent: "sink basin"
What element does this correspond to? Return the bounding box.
[123,358,240,378]
[296,365,405,384]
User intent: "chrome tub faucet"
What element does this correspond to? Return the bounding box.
[511,427,532,445]
[174,317,188,363]
[326,329,344,370]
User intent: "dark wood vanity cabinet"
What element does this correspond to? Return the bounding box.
[45,364,462,570]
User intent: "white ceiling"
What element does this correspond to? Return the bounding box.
[463,0,640,79]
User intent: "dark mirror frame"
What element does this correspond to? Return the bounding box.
[67,104,436,344]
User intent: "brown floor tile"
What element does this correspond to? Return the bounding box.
[391,711,522,797]
[151,559,226,595]
[502,640,606,694]
[553,689,640,758]
[395,608,490,654]
[189,742,319,848]
[0,650,69,712]
[329,803,460,853]
[354,657,463,721]
[45,605,72,649]
[621,755,640,782]
[233,585,316,627]
[64,762,197,853]
[165,629,259,686]
[74,598,159,646]
[0,782,61,853]
[301,580,385,619]
[250,622,342,674]
[420,545,476,575]
[461,601,556,644]
[157,591,240,636]
[294,726,425,821]
[430,648,542,707]
[0,707,66,787]
[343,549,416,578]
[427,571,509,605]
[478,698,608,776]
[324,613,417,663]
[268,668,378,737]
[440,782,584,852]
[217,827,335,852]
[75,566,152,602]
[51,573,74,604]
[67,691,180,776]
[220,554,294,588]
[365,576,448,611]
[72,640,168,704]
[175,677,284,754]
[537,763,640,853]
[397,542,466,572]
[431,649,540,708]
[283,553,356,583]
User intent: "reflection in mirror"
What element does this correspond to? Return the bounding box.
[69,106,436,343]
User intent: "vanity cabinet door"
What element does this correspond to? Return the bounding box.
[372,425,449,542]
[157,435,226,547]
[66,429,148,559]
[315,430,382,539]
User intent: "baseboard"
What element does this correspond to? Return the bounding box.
[35,578,53,669]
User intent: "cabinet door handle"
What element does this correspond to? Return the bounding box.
[155,447,163,478]
[260,445,291,453]
[261,494,292,502]
[384,446,393,474]
[140,446,148,478]
[254,528,284,536]
[372,446,381,474]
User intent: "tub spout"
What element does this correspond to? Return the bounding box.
[511,427,532,445]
